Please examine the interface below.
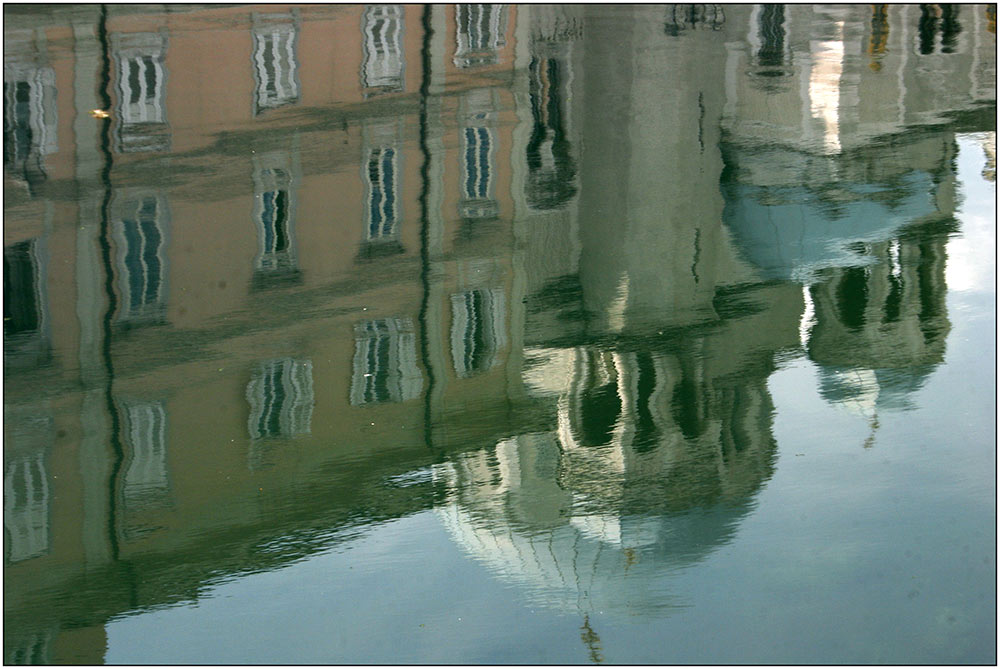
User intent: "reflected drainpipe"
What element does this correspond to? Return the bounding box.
[96,4,124,562]
[418,4,440,459]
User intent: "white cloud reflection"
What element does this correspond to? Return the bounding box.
[947,133,997,294]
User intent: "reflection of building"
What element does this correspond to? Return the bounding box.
[1,3,994,663]
[722,4,996,156]
[436,331,781,616]
[716,4,979,426]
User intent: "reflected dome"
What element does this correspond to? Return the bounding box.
[434,343,778,617]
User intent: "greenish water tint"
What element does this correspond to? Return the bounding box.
[3,4,996,664]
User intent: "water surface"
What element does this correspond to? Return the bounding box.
[3,3,996,664]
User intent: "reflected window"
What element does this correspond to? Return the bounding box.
[3,240,45,339]
[119,399,169,507]
[2,63,57,192]
[454,4,508,68]
[463,127,494,201]
[362,5,405,94]
[246,358,314,441]
[564,349,622,449]
[3,451,50,563]
[113,194,169,326]
[450,288,506,377]
[252,14,300,115]
[4,239,52,369]
[672,358,707,440]
[5,630,52,666]
[746,4,792,89]
[868,4,890,58]
[918,4,961,55]
[252,156,302,289]
[664,4,725,36]
[461,114,499,219]
[365,146,399,240]
[350,317,423,405]
[526,54,577,211]
[884,239,903,323]
[836,266,869,332]
[632,352,662,453]
[459,88,499,220]
[756,5,786,69]
[112,32,169,153]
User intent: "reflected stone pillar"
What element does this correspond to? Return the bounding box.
[577,7,635,333]
[423,5,451,444]
[72,14,115,568]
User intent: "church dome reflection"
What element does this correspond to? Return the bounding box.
[435,344,777,617]
[803,218,953,430]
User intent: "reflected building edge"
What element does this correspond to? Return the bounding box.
[1,3,995,663]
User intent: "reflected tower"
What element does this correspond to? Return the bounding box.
[805,217,954,430]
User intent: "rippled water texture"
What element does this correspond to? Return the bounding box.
[3,4,996,664]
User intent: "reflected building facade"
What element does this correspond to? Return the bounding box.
[2,3,994,663]
[718,4,983,427]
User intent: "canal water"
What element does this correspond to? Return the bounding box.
[3,4,996,664]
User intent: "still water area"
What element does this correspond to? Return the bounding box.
[3,3,997,664]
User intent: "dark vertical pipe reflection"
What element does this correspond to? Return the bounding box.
[417,4,438,458]
[96,4,124,561]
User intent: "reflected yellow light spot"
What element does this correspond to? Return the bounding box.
[90,109,110,119]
